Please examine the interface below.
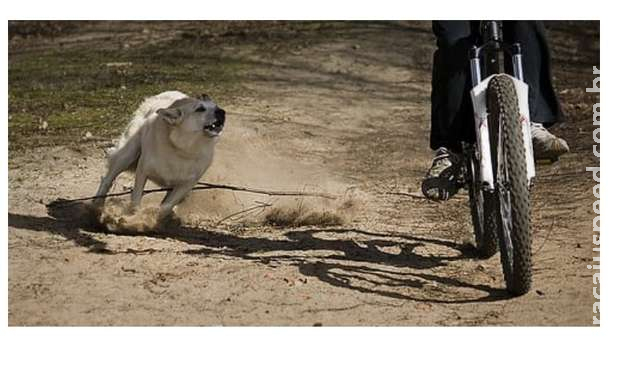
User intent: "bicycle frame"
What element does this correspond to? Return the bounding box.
[468,21,535,190]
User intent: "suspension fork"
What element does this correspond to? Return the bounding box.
[470,23,502,189]
[469,46,494,190]
[510,43,536,184]
[511,43,524,81]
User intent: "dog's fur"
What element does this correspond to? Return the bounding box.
[94,91,226,218]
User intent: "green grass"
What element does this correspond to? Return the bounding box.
[8,38,246,152]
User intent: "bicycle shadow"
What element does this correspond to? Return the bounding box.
[178,227,509,304]
[8,200,510,304]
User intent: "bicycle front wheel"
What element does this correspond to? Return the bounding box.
[464,145,498,259]
[487,75,533,296]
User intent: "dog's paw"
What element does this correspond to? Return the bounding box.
[157,212,183,229]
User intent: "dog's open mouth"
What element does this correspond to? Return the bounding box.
[204,121,224,136]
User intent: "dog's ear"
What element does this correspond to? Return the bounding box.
[156,107,183,125]
[197,93,210,101]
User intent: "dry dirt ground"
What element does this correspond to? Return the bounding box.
[8,21,600,325]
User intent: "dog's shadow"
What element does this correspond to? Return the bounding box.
[9,200,109,251]
[8,200,510,303]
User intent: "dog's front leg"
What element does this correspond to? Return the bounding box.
[158,182,195,219]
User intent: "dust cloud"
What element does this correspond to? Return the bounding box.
[95,120,366,233]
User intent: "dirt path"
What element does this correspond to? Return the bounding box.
[8,21,599,325]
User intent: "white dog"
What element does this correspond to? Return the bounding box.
[94,91,225,218]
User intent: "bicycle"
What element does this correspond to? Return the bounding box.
[463,21,536,296]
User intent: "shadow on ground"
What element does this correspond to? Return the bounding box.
[9,199,510,304]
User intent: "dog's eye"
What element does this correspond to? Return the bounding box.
[195,106,206,112]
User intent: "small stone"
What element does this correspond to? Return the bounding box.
[105,62,132,68]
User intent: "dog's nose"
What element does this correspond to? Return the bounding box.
[215,108,226,126]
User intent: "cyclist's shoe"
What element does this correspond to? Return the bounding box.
[531,122,569,162]
[421,147,462,201]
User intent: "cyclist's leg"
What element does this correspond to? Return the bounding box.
[425,21,477,200]
[503,21,569,160]
[430,20,478,153]
[503,21,564,125]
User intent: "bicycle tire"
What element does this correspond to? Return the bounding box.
[465,147,498,258]
[487,75,532,296]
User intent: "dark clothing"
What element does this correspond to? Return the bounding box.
[430,21,564,152]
